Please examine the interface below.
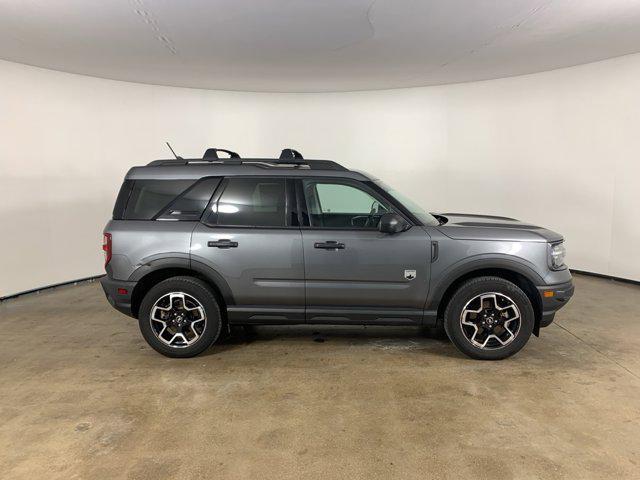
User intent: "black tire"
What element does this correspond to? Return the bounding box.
[138,276,222,358]
[443,276,534,360]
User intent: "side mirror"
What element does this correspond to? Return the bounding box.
[378,213,411,234]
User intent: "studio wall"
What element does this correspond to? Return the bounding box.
[1,54,639,296]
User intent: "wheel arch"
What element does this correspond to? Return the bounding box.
[129,261,234,319]
[430,259,544,336]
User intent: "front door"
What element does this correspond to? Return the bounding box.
[299,178,431,325]
[190,177,305,323]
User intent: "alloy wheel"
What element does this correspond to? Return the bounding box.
[149,292,207,348]
[459,292,521,349]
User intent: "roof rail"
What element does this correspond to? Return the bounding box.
[145,146,348,171]
[146,157,348,170]
[203,148,240,160]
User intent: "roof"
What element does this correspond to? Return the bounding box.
[147,157,346,170]
[125,158,370,181]
[124,147,371,181]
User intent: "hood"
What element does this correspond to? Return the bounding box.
[434,213,563,243]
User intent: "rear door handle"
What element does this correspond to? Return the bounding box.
[314,241,345,250]
[208,239,238,249]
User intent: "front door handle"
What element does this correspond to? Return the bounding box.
[314,241,345,250]
[208,239,238,249]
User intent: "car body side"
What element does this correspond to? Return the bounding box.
[101,163,573,335]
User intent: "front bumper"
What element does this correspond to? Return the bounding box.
[100,276,137,318]
[537,279,575,328]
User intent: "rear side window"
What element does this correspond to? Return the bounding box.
[123,180,195,220]
[157,178,221,221]
[214,178,286,227]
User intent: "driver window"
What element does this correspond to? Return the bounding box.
[303,180,389,229]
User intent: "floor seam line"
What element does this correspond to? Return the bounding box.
[554,322,639,380]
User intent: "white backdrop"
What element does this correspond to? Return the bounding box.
[1,54,639,296]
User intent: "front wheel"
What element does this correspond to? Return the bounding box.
[444,276,534,360]
[138,276,222,358]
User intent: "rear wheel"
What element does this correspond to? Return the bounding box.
[138,276,222,358]
[444,276,534,360]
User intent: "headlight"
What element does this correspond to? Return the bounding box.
[549,242,566,270]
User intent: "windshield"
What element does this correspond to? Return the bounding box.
[374,180,440,226]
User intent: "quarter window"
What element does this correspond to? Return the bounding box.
[123,180,195,220]
[215,178,286,227]
[303,180,389,229]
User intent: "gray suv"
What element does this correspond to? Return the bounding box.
[101,148,574,360]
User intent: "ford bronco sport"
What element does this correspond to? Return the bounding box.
[101,148,574,360]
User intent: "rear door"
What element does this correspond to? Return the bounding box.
[109,177,222,280]
[299,178,431,325]
[190,177,305,323]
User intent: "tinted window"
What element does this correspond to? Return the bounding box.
[112,180,134,220]
[303,180,389,229]
[123,180,195,220]
[157,178,221,221]
[215,178,286,227]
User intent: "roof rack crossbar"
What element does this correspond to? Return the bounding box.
[203,148,240,160]
[278,148,304,163]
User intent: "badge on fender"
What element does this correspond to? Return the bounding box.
[404,269,416,280]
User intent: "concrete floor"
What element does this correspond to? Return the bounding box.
[0,274,639,479]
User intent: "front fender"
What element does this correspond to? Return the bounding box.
[425,254,545,312]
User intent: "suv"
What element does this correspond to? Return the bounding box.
[101,148,574,360]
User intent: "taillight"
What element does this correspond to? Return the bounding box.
[103,233,112,267]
